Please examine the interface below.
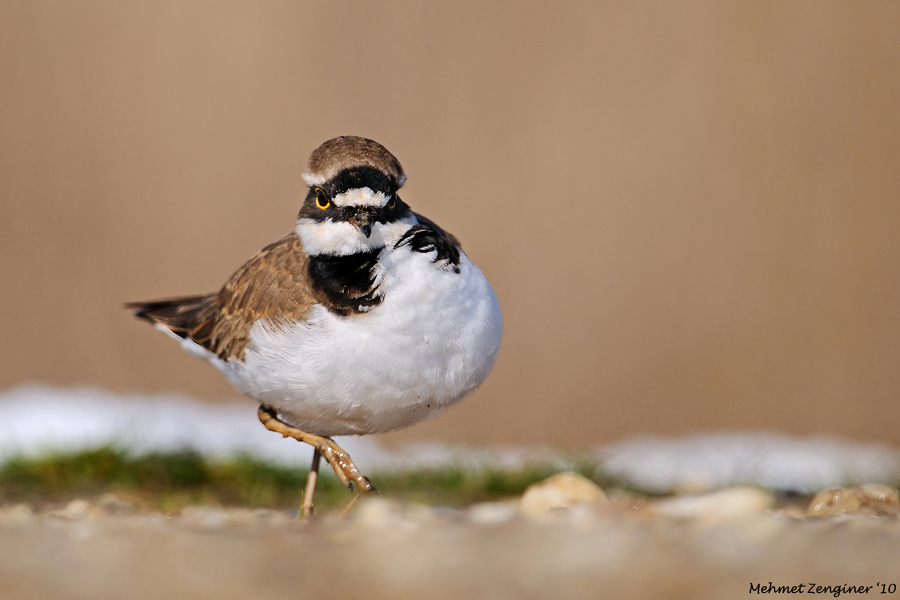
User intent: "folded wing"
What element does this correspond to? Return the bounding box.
[126,232,316,361]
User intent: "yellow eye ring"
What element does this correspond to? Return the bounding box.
[387,196,396,209]
[315,188,330,210]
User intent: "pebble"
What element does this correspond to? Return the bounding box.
[178,506,230,529]
[519,471,608,518]
[651,487,774,523]
[424,505,467,522]
[51,499,95,520]
[178,506,295,529]
[808,484,900,517]
[97,493,133,515]
[352,497,417,530]
[0,503,34,525]
[468,501,518,524]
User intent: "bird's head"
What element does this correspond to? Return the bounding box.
[296,136,413,256]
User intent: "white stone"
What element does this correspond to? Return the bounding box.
[468,502,518,524]
[51,499,94,520]
[808,484,899,517]
[652,487,774,522]
[520,472,608,518]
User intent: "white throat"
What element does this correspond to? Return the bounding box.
[295,214,416,256]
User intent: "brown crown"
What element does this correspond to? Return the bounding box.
[306,136,406,187]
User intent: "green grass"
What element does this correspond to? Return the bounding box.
[0,447,614,513]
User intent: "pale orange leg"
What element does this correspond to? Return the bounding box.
[257,406,378,517]
[301,449,321,517]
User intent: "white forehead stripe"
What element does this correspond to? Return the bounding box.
[331,187,390,208]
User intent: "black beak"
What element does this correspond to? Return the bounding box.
[351,209,375,238]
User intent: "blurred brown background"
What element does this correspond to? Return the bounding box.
[1,1,898,447]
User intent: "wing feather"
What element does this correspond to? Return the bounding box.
[126,232,315,361]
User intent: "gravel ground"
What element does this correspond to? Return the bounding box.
[2,479,899,600]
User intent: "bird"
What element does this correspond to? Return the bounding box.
[127,136,503,516]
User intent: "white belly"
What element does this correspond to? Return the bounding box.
[210,245,503,436]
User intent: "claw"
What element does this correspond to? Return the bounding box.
[256,405,379,513]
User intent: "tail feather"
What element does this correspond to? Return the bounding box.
[125,295,216,340]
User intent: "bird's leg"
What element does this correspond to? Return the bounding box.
[301,448,321,517]
[257,406,378,506]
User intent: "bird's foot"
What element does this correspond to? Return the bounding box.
[316,437,379,494]
[257,406,378,494]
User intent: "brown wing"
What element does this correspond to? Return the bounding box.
[127,232,315,361]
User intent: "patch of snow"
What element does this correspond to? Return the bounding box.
[0,385,898,493]
[0,384,334,466]
[601,433,900,493]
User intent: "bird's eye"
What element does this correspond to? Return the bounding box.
[315,188,330,210]
[387,196,396,209]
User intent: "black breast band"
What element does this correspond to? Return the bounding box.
[308,249,383,316]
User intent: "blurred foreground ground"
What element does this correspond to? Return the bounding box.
[1,481,898,600]
[2,388,899,598]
